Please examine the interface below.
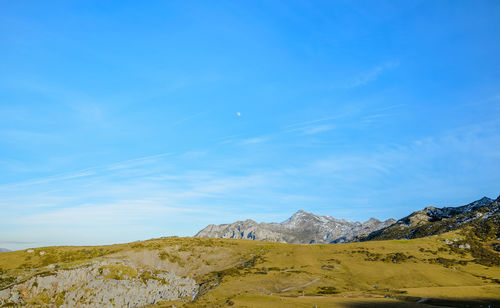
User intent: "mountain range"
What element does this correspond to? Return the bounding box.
[195,195,499,244]
[195,210,396,244]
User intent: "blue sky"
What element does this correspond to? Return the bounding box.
[1,1,499,250]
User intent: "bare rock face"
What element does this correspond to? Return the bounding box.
[362,196,498,241]
[195,210,395,244]
[196,219,287,242]
[0,260,197,307]
[399,197,495,228]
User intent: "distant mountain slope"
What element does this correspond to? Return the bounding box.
[0,248,10,253]
[195,210,395,244]
[361,196,499,241]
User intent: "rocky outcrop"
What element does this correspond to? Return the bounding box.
[0,260,197,307]
[361,196,499,241]
[196,219,286,242]
[398,196,494,227]
[195,210,395,244]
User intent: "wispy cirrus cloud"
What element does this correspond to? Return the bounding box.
[347,61,399,89]
[0,152,174,189]
[234,104,402,145]
[240,136,271,145]
[17,200,201,227]
[1,118,499,250]
[106,152,173,170]
[169,112,206,127]
[304,120,500,195]
[296,124,335,135]
[284,114,349,130]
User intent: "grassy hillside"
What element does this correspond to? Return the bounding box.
[1,231,499,307]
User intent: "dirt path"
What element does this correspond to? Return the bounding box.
[280,277,320,292]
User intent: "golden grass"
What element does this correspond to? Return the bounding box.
[1,231,499,307]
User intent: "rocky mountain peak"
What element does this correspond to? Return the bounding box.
[461,196,494,210]
[282,209,312,222]
[196,210,393,244]
[394,196,496,227]
[362,218,383,227]
[288,209,316,219]
[362,195,499,241]
[242,219,257,224]
[288,209,309,219]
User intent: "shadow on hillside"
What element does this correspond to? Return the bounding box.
[341,298,500,308]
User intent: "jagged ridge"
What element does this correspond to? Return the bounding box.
[196,196,500,245]
[195,210,395,244]
[361,196,499,241]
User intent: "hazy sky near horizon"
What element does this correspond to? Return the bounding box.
[1,1,500,250]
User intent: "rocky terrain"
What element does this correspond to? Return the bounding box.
[0,259,197,307]
[195,209,395,244]
[361,196,499,242]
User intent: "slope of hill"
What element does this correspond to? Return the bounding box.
[361,196,499,243]
[195,210,395,244]
[0,233,499,307]
[1,196,499,306]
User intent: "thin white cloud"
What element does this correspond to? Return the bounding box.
[170,111,205,127]
[5,79,109,124]
[179,150,208,160]
[18,200,201,227]
[298,124,335,135]
[306,120,500,189]
[235,105,395,144]
[106,152,172,170]
[1,104,498,249]
[374,103,407,112]
[363,113,391,120]
[240,136,270,145]
[284,114,348,129]
[0,152,172,189]
[347,61,399,88]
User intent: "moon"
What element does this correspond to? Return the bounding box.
[236,112,241,117]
